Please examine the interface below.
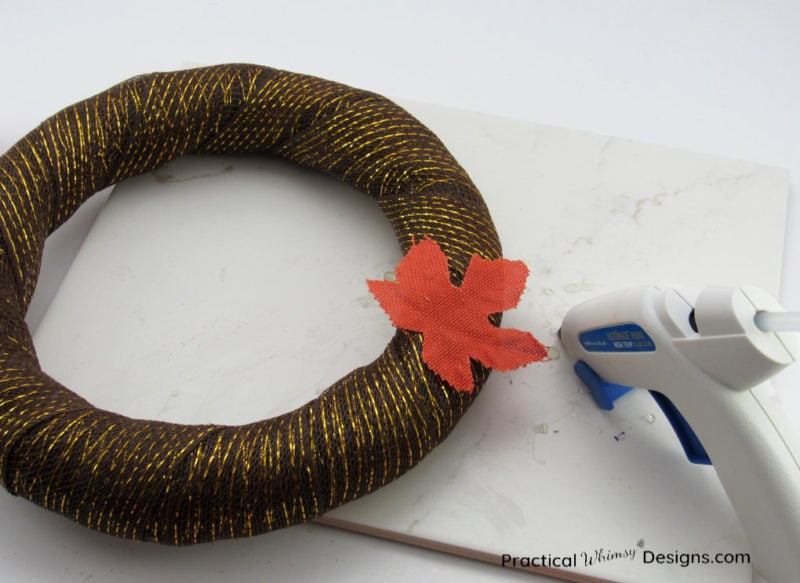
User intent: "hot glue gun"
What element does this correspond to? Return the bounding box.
[559,285,800,583]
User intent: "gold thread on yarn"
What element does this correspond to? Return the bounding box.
[0,64,501,544]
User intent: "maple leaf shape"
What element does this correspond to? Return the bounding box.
[367,237,547,392]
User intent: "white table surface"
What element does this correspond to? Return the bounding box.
[2,2,799,582]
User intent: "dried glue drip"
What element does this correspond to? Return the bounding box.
[644,413,656,424]
[533,423,549,434]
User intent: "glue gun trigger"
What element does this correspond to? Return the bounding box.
[573,360,711,465]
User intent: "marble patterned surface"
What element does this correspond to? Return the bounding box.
[28,101,790,582]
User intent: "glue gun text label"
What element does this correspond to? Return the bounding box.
[579,323,656,353]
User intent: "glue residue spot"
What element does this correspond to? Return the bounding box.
[644,413,656,424]
[546,346,561,361]
[533,423,549,434]
[383,270,396,281]
[542,287,555,296]
[563,279,595,294]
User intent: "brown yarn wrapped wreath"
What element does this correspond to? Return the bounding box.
[0,64,503,544]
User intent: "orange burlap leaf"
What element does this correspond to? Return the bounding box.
[367,237,547,392]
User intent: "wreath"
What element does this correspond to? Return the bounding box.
[0,64,545,544]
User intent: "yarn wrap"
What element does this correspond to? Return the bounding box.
[0,64,501,544]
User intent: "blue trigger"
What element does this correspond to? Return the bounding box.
[648,391,711,465]
[573,360,634,410]
[573,361,711,465]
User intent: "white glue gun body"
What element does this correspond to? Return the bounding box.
[559,285,800,583]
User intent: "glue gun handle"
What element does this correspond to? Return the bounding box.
[672,380,800,582]
[647,390,710,464]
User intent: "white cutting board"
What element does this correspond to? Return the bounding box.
[27,101,789,582]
